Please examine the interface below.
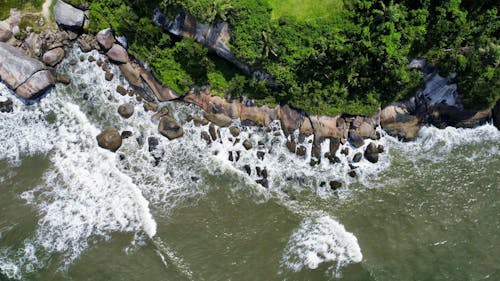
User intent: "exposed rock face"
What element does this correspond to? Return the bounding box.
[96,128,122,152]
[106,44,129,64]
[117,103,134,119]
[0,42,54,99]
[96,28,115,50]
[158,116,184,140]
[42,47,65,66]
[54,0,85,30]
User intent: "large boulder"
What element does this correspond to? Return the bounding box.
[42,47,65,67]
[96,28,115,50]
[106,44,129,64]
[158,116,184,140]
[96,128,122,152]
[0,21,12,42]
[0,42,54,99]
[364,142,379,163]
[205,112,232,127]
[382,114,420,141]
[117,103,134,119]
[348,130,364,148]
[54,0,85,30]
[119,63,142,87]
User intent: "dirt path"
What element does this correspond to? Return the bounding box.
[42,0,52,19]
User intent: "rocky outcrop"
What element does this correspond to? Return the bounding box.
[54,0,86,30]
[0,42,54,99]
[106,44,128,64]
[96,128,122,152]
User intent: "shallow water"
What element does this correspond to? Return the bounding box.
[1,48,499,280]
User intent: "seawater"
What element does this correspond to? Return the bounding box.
[0,48,499,281]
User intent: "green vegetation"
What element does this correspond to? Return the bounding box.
[81,0,498,115]
[0,0,43,19]
[268,0,343,21]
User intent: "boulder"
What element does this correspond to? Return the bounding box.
[106,44,129,64]
[209,124,217,141]
[0,21,12,42]
[0,97,13,113]
[54,0,85,30]
[96,28,114,50]
[329,137,340,155]
[205,113,232,127]
[352,152,362,163]
[105,71,114,81]
[158,116,184,140]
[348,130,364,148]
[55,73,71,84]
[242,139,253,150]
[96,128,122,152]
[296,145,306,157]
[139,69,179,101]
[116,85,127,96]
[329,181,342,190]
[0,42,46,89]
[42,47,65,67]
[119,63,142,87]
[117,103,134,119]
[229,126,240,137]
[77,34,98,52]
[201,131,211,144]
[364,142,379,163]
[286,139,296,153]
[382,114,420,141]
[15,70,54,99]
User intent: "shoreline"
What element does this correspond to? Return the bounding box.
[0,1,499,171]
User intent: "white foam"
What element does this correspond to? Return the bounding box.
[281,215,362,277]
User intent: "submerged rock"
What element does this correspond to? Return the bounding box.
[158,116,184,140]
[96,128,122,152]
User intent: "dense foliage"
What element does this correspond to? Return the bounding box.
[80,0,498,115]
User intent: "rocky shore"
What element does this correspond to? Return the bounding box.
[1,1,499,185]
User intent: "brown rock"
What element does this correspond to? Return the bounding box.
[229,126,240,137]
[205,113,232,127]
[144,102,158,112]
[0,98,13,113]
[15,70,54,99]
[242,139,253,150]
[286,139,296,153]
[116,85,127,96]
[119,63,142,87]
[201,131,211,144]
[348,130,365,148]
[352,152,362,163]
[364,142,379,163]
[96,128,122,152]
[55,73,71,84]
[382,114,420,141]
[117,103,134,119]
[0,22,12,42]
[106,43,128,64]
[139,69,179,101]
[209,124,217,141]
[105,71,114,81]
[158,116,184,140]
[296,145,307,157]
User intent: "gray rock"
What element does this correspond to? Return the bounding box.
[0,42,46,89]
[117,103,134,119]
[352,152,362,163]
[106,44,128,64]
[242,139,253,150]
[96,128,122,152]
[54,0,85,30]
[158,116,184,140]
[209,124,217,141]
[0,21,12,42]
[15,70,54,99]
[96,28,114,50]
[348,130,364,148]
[42,47,65,67]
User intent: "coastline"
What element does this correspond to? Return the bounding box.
[0,1,499,177]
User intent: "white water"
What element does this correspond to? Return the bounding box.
[1,46,499,280]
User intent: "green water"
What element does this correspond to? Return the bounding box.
[1,48,499,280]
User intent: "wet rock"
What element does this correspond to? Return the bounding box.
[286,139,296,153]
[55,73,71,85]
[364,142,379,163]
[493,100,500,130]
[325,152,340,164]
[201,131,211,144]
[105,71,114,81]
[143,102,158,112]
[257,151,265,160]
[229,126,240,137]
[348,130,365,148]
[209,124,217,141]
[205,113,232,127]
[147,137,159,152]
[151,107,169,123]
[54,0,85,30]
[256,178,269,188]
[121,131,133,139]
[106,43,129,64]
[88,56,96,62]
[243,165,251,176]
[0,98,13,113]
[242,139,253,150]
[116,85,127,96]
[42,47,65,67]
[377,144,384,153]
[228,151,234,162]
[352,152,362,163]
[341,147,349,156]
[329,137,340,155]
[348,170,357,178]
[119,63,142,87]
[96,128,122,152]
[296,145,306,157]
[117,103,134,119]
[97,59,103,66]
[329,181,342,191]
[261,168,268,179]
[69,59,77,65]
[311,141,322,160]
[158,116,184,140]
[96,28,114,50]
